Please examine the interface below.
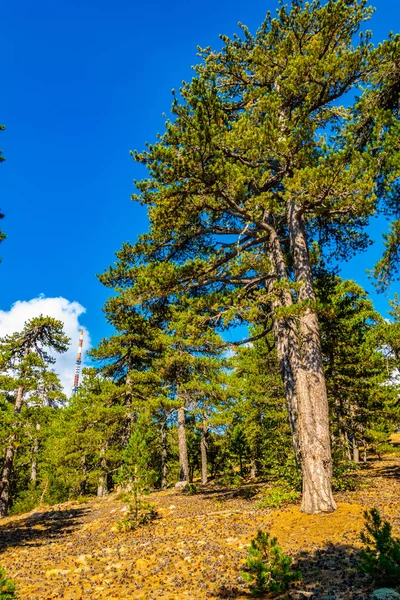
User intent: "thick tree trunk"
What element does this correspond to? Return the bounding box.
[177,406,189,482]
[161,417,168,489]
[0,385,25,517]
[288,202,336,514]
[200,422,208,485]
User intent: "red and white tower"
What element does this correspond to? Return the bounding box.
[72,329,84,393]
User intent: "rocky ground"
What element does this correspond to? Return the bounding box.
[0,454,399,599]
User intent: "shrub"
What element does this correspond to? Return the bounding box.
[256,485,300,509]
[116,429,157,532]
[359,508,400,587]
[0,565,18,600]
[332,459,359,492]
[117,497,157,532]
[183,482,197,495]
[240,530,301,597]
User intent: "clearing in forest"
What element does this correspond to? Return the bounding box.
[0,455,399,600]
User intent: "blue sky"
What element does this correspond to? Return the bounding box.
[1,0,399,363]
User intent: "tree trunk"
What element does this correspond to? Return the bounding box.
[269,233,301,465]
[122,371,136,446]
[177,406,189,482]
[97,449,108,497]
[343,430,352,462]
[0,384,25,517]
[97,475,106,497]
[0,445,15,517]
[250,455,258,479]
[161,416,168,489]
[287,202,336,514]
[352,438,360,464]
[30,423,41,484]
[79,455,87,496]
[200,422,208,485]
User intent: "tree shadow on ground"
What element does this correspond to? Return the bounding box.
[194,483,262,502]
[212,543,373,599]
[368,463,400,480]
[0,506,89,554]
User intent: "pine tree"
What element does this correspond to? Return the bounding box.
[43,369,127,499]
[92,278,227,487]
[229,329,295,481]
[0,317,69,516]
[99,0,400,513]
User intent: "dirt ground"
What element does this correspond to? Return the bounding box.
[0,454,399,599]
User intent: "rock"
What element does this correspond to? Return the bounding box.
[175,480,189,490]
[45,569,71,577]
[371,590,400,600]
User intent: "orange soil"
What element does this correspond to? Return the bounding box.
[0,454,399,600]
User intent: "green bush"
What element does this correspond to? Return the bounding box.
[331,449,360,492]
[256,485,300,509]
[117,497,157,532]
[240,530,301,597]
[0,565,18,600]
[218,466,243,488]
[267,456,302,491]
[116,429,158,532]
[359,508,400,587]
[183,482,197,495]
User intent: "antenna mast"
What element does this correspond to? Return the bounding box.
[72,329,84,394]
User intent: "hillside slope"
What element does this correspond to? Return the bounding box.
[0,455,399,599]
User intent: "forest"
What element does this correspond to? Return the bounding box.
[1,0,400,598]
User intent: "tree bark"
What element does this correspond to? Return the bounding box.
[161,415,168,489]
[177,406,189,482]
[352,438,360,464]
[343,430,352,462]
[200,421,208,485]
[97,475,106,497]
[287,202,336,514]
[30,423,41,484]
[79,455,87,496]
[362,442,367,463]
[0,384,25,517]
[97,449,108,497]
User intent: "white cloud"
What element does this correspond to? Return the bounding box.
[0,296,91,395]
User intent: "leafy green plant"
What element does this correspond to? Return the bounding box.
[256,485,300,509]
[0,565,18,599]
[359,508,400,586]
[240,530,301,597]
